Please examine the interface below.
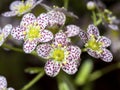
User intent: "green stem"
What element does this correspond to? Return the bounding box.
[92,11,97,26]
[89,62,120,82]
[2,43,35,55]
[2,43,46,62]
[57,72,76,90]
[21,71,45,90]
[63,0,69,9]
[2,44,23,53]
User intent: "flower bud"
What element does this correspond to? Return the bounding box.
[87,1,96,10]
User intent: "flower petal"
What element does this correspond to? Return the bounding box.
[66,45,81,61]
[2,24,12,38]
[54,7,78,19]
[7,87,15,90]
[79,30,88,43]
[11,26,26,40]
[98,36,111,47]
[65,25,80,37]
[87,49,100,58]
[10,1,23,11]
[35,0,43,5]
[37,13,48,30]
[44,60,61,77]
[2,11,17,17]
[36,44,52,59]
[62,60,79,75]
[47,10,66,26]
[54,31,70,46]
[87,24,100,38]
[38,30,53,42]
[100,49,113,62]
[0,76,7,89]
[20,13,36,27]
[26,0,43,7]
[23,39,37,53]
[108,24,119,31]
[25,0,36,6]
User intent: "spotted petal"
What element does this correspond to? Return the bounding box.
[87,24,100,38]
[87,49,100,58]
[23,39,37,53]
[98,36,111,47]
[44,60,61,77]
[54,31,70,46]
[36,44,52,59]
[38,30,53,43]
[37,13,48,30]
[65,25,80,37]
[79,30,88,43]
[2,11,17,17]
[2,24,12,38]
[62,60,79,75]
[0,76,7,89]
[11,26,26,40]
[100,49,113,62]
[20,13,36,27]
[47,11,66,26]
[10,1,24,11]
[66,45,81,61]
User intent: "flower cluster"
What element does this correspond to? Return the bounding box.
[0,0,114,78]
[0,75,14,90]
[8,7,83,77]
[79,24,113,62]
[86,1,119,30]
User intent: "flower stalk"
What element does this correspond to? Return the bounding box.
[21,70,45,90]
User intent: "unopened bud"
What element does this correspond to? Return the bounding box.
[87,1,96,10]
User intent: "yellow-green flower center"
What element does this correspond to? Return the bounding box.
[51,48,65,61]
[85,35,103,53]
[17,2,32,14]
[27,24,41,40]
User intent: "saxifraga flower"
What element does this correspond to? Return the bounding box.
[64,24,81,37]
[2,0,43,17]
[0,75,14,90]
[36,31,81,77]
[0,24,12,46]
[11,13,53,53]
[46,9,66,27]
[79,24,113,62]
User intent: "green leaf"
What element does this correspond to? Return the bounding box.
[57,71,76,90]
[58,80,69,90]
[25,67,43,74]
[75,59,93,86]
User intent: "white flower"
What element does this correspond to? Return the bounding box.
[2,0,43,17]
[79,24,113,62]
[37,31,81,77]
[11,13,53,53]
[0,76,14,90]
